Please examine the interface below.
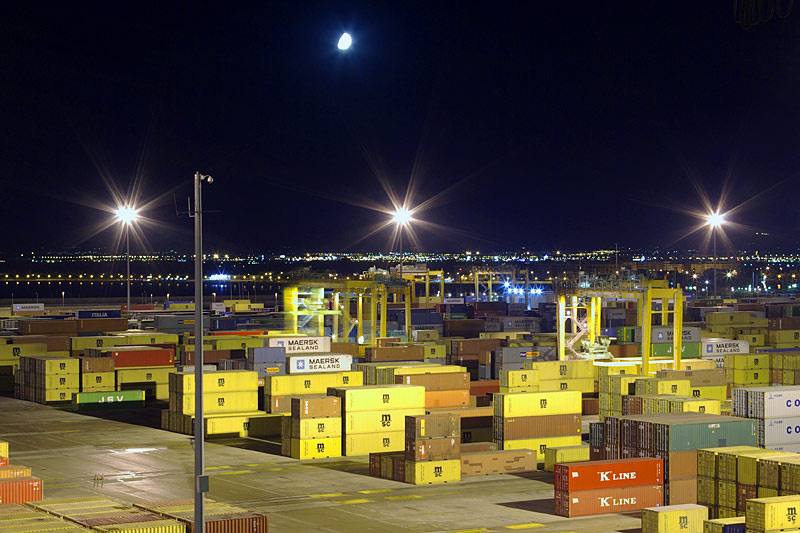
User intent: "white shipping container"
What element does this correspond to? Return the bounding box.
[759,417,800,446]
[701,338,749,356]
[748,387,800,418]
[702,355,726,369]
[268,336,331,354]
[288,353,352,373]
[766,443,800,453]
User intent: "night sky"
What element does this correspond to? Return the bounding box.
[2,3,799,254]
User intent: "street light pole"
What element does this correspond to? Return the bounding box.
[126,223,131,312]
[192,171,213,533]
[713,229,717,299]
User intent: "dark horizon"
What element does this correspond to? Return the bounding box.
[2,3,799,255]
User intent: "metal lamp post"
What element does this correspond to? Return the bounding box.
[706,212,725,299]
[115,205,139,311]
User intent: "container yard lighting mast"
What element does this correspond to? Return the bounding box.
[115,205,139,312]
[191,172,213,532]
[392,207,413,338]
[706,212,725,299]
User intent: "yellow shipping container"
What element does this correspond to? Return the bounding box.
[737,334,765,346]
[731,369,768,385]
[343,408,425,434]
[499,385,540,393]
[204,412,270,437]
[769,330,800,344]
[0,343,48,362]
[116,367,173,385]
[682,359,718,370]
[644,378,690,396]
[707,311,752,325]
[703,517,745,533]
[344,430,405,455]
[690,386,728,401]
[116,332,179,345]
[171,370,257,394]
[32,356,80,375]
[738,451,796,486]
[168,303,195,311]
[36,374,80,389]
[81,372,115,390]
[494,390,582,417]
[746,495,800,531]
[716,479,737,509]
[670,397,721,415]
[594,361,640,378]
[213,337,263,351]
[0,440,7,458]
[759,487,779,498]
[500,435,581,457]
[604,374,648,395]
[39,388,79,402]
[71,336,124,352]
[92,520,186,532]
[543,445,590,472]
[500,369,539,388]
[0,466,31,479]
[523,360,594,380]
[725,354,769,370]
[331,385,425,412]
[265,371,362,396]
[291,417,342,439]
[404,459,461,484]
[362,362,435,385]
[171,391,258,414]
[538,378,594,393]
[641,504,708,533]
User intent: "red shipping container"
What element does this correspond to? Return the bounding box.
[107,347,174,368]
[554,457,663,492]
[554,484,663,517]
[470,380,499,396]
[0,477,43,504]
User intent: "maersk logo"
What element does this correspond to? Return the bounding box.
[297,360,306,370]
[276,340,285,347]
[656,332,664,341]
[706,344,713,353]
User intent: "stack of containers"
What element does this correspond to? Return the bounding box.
[77,356,115,393]
[640,395,721,415]
[389,366,470,408]
[770,352,800,386]
[757,452,800,501]
[641,504,708,533]
[698,445,760,518]
[16,355,80,403]
[264,371,362,413]
[135,499,268,531]
[404,413,461,484]
[282,396,342,459]
[600,373,648,420]
[166,370,266,438]
[27,497,177,530]
[523,360,595,394]
[656,368,729,401]
[738,385,800,452]
[726,354,769,389]
[329,385,425,456]
[0,440,44,505]
[493,390,582,464]
[554,457,665,516]
[746,495,800,533]
[0,504,90,532]
[0,342,46,394]
[494,347,534,379]
[354,362,433,385]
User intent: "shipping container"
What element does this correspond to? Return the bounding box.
[554,484,664,517]
[0,477,43,504]
[404,459,460,484]
[329,385,425,412]
[405,414,460,439]
[264,371,362,396]
[701,516,745,533]
[555,457,664,492]
[494,390,582,417]
[170,370,257,395]
[289,437,342,459]
[500,435,582,457]
[343,408,426,434]
[343,431,405,455]
[641,504,707,533]
[493,413,581,440]
[544,445,590,472]
[460,449,536,476]
[745,495,800,531]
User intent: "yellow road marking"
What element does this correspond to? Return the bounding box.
[451,529,490,533]
[246,463,277,467]
[217,470,254,475]
[358,489,394,494]
[267,467,285,471]
[206,466,231,470]
[337,499,370,504]
[308,493,344,498]
[384,494,422,500]
[505,524,545,530]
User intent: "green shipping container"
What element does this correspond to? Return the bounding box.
[72,390,145,411]
[650,342,701,358]
[655,415,757,453]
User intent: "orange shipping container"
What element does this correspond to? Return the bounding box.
[470,380,499,396]
[0,477,43,504]
[0,466,32,479]
[425,390,469,408]
[555,484,663,516]
[395,372,470,391]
